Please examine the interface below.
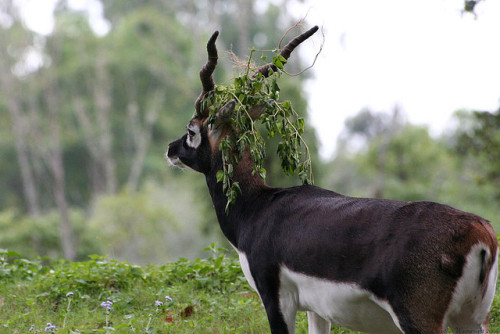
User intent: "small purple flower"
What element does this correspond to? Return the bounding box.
[100,299,113,311]
[165,296,172,302]
[45,323,57,332]
[155,300,163,307]
[66,292,74,297]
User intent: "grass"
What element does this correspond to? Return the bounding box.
[0,245,271,333]
[1,244,499,333]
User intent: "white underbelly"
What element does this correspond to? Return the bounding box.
[232,247,403,333]
[280,266,403,333]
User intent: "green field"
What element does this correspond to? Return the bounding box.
[1,244,499,333]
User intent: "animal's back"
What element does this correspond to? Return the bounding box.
[256,185,498,333]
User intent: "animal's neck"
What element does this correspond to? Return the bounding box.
[205,151,269,246]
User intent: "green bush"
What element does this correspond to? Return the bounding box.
[0,209,102,260]
[88,182,217,264]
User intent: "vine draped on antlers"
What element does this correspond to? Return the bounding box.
[201,26,322,213]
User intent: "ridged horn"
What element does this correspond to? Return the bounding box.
[195,31,219,118]
[255,25,319,77]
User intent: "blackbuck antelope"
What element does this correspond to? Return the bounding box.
[166,27,498,334]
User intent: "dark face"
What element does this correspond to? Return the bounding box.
[166,118,212,174]
[167,99,238,175]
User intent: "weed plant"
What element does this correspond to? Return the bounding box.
[1,245,499,333]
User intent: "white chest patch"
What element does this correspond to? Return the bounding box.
[279,266,403,334]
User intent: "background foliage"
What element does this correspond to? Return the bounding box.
[0,0,320,262]
[0,0,499,265]
[0,0,499,333]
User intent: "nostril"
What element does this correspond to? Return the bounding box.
[166,146,177,164]
[166,141,187,168]
[166,143,178,158]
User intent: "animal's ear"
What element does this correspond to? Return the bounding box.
[248,104,265,121]
[208,99,236,140]
[216,99,236,122]
[248,99,274,120]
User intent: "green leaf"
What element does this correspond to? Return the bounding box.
[299,170,308,184]
[252,81,262,92]
[273,57,283,70]
[258,168,267,180]
[216,170,224,183]
[297,118,305,131]
[232,182,241,195]
[209,45,314,215]
[5,251,21,257]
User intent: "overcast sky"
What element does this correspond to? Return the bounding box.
[16,0,500,159]
[289,0,500,158]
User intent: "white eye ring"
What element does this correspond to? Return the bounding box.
[186,127,201,148]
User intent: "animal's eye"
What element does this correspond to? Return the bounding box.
[187,129,195,137]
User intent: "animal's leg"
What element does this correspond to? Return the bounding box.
[261,294,293,334]
[307,311,330,334]
[277,289,297,333]
[482,312,491,333]
[450,323,486,334]
[449,312,490,334]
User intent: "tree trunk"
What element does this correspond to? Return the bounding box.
[44,83,77,261]
[93,52,117,194]
[126,91,162,192]
[73,48,117,197]
[0,32,43,254]
[73,98,107,195]
[1,73,40,217]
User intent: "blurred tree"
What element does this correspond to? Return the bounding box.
[370,125,451,201]
[338,107,404,198]
[0,23,40,217]
[106,6,197,191]
[326,108,500,231]
[0,14,45,255]
[456,107,500,198]
[0,0,319,261]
